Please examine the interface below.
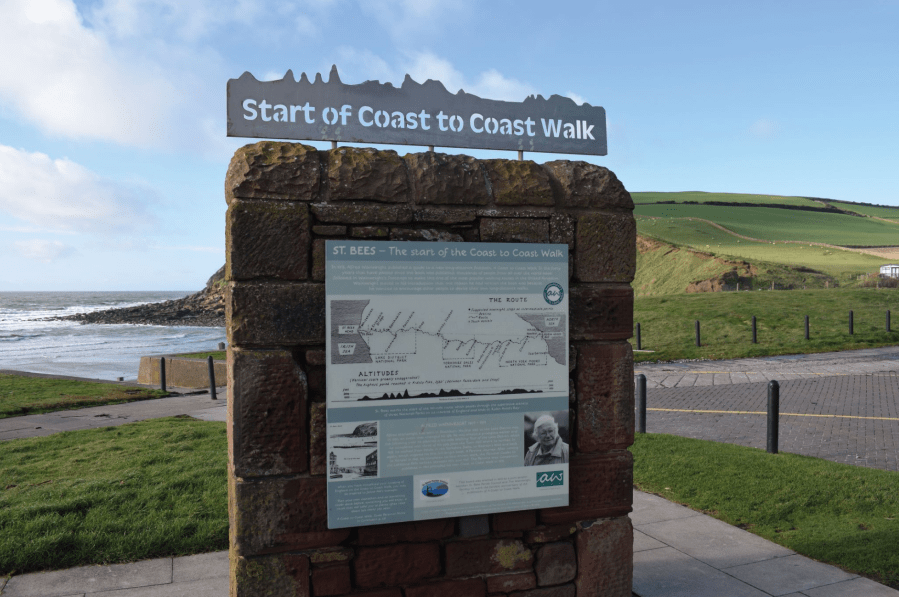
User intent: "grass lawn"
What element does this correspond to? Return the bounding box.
[631,433,899,588]
[634,203,899,247]
[633,288,899,362]
[0,374,169,419]
[0,417,228,576]
[175,351,226,360]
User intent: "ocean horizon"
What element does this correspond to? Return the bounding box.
[0,291,226,382]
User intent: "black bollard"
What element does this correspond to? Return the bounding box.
[208,356,217,400]
[636,374,647,433]
[805,315,810,340]
[695,320,701,347]
[218,341,226,350]
[751,316,757,344]
[887,310,891,333]
[636,323,642,351]
[160,357,167,393]
[767,380,780,454]
[849,310,854,335]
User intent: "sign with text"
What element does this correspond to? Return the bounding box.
[228,66,606,155]
[325,241,570,528]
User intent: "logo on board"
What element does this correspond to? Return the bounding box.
[536,471,564,487]
[543,283,564,305]
[421,480,449,499]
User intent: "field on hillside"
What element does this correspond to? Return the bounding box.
[632,288,899,362]
[636,218,885,282]
[827,200,899,220]
[634,203,899,246]
[632,191,824,207]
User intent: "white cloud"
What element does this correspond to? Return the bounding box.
[749,118,779,138]
[566,92,587,106]
[0,0,180,148]
[14,239,76,263]
[359,0,469,42]
[0,145,157,234]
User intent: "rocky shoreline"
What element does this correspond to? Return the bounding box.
[58,267,226,327]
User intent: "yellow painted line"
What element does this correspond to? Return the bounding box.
[648,408,899,422]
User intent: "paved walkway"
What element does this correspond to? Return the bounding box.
[635,346,899,389]
[4,492,895,596]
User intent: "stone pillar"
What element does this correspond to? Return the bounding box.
[226,142,635,596]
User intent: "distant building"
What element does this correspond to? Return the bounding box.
[880,265,899,278]
[364,450,378,475]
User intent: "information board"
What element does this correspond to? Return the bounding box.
[325,241,570,528]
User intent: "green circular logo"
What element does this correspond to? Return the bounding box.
[544,283,564,305]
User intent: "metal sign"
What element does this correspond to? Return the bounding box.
[227,66,606,155]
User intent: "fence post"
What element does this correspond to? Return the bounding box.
[218,342,226,350]
[849,310,854,335]
[695,320,701,347]
[805,315,810,340]
[636,374,647,433]
[767,380,779,454]
[160,357,167,393]
[751,315,757,344]
[636,323,642,350]
[887,310,891,332]
[208,356,217,400]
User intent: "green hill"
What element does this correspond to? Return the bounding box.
[631,192,899,293]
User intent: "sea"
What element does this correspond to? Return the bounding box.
[0,292,226,382]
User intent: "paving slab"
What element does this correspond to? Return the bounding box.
[633,547,769,597]
[171,551,228,583]
[633,529,666,553]
[91,577,229,596]
[802,577,899,596]
[636,513,794,569]
[2,558,172,597]
[630,491,701,526]
[724,554,857,596]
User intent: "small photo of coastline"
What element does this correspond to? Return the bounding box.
[327,421,379,481]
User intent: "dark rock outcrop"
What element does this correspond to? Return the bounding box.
[60,266,226,327]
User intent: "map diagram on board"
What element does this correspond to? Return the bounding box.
[329,299,567,403]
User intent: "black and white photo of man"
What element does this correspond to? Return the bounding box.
[524,413,570,466]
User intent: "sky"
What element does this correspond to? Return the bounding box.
[1,0,897,291]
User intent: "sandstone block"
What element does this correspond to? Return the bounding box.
[351,225,389,238]
[352,591,402,597]
[309,401,326,475]
[228,349,307,477]
[569,285,633,341]
[312,239,326,282]
[575,517,633,597]
[231,553,309,597]
[305,349,326,366]
[480,218,549,243]
[390,228,464,242]
[353,543,440,588]
[312,564,351,596]
[404,152,490,205]
[543,161,633,210]
[356,519,455,546]
[226,200,310,281]
[309,547,354,567]
[445,539,532,577]
[484,159,554,206]
[525,524,578,544]
[486,572,537,593]
[230,475,348,555]
[413,207,478,224]
[311,204,413,224]
[405,579,486,597]
[493,510,537,532]
[226,141,321,203]
[576,343,634,452]
[227,282,325,346]
[327,147,409,202]
[312,225,346,235]
[575,213,636,283]
[540,452,632,524]
[535,542,577,586]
